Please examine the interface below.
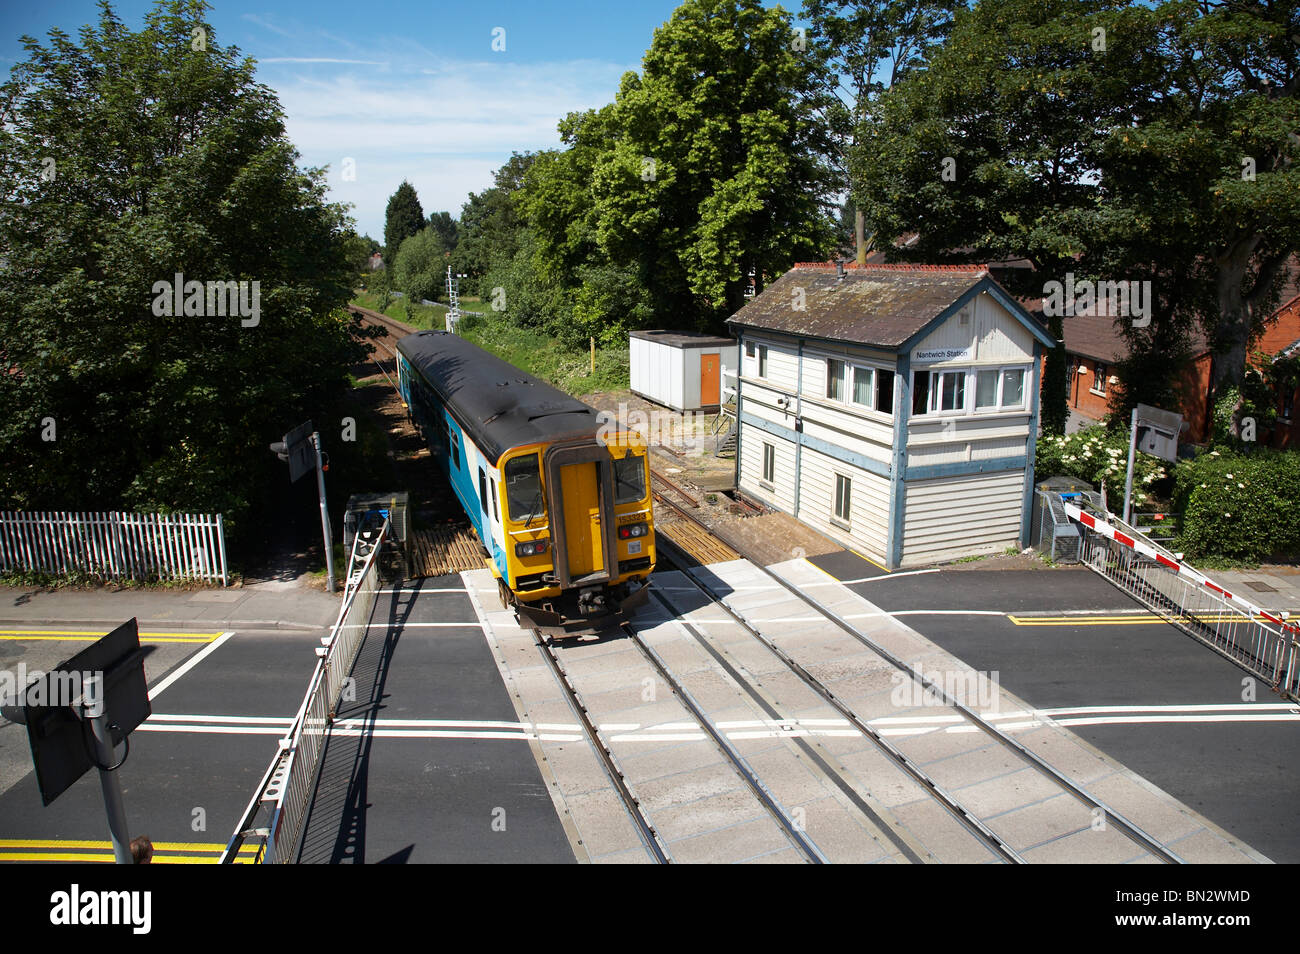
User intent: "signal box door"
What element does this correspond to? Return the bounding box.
[559,462,605,579]
[700,353,720,406]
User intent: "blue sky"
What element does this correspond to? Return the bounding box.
[1,0,796,239]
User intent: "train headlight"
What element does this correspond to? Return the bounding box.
[515,539,549,557]
[618,523,649,540]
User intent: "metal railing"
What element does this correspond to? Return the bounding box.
[220,518,389,863]
[1060,493,1299,701]
[0,510,227,585]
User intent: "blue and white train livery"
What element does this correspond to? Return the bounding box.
[396,329,655,629]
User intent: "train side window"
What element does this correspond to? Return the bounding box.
[478,468,488,516]
[450,429,459,468]
[504,455,545,523]
[491,479,500,522]
[614,455,646,504]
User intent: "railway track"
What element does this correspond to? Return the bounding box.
[644,484,1184,864]
[348,303,419,375]
[524,615,837,863]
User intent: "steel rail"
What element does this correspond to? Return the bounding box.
[653,535,1022,864]
[617,620,829,864]
[653,498,1185,865]
[526,625,670,864]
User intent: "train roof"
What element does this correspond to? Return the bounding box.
[397,329,603,466]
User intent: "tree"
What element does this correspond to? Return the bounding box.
[383,180,424,261]
[0,0,365,530]
[802,0,958,263]
[452,152,537,295]
[588,0,839,327]
[427,211,459,252]
[852,0,1299,429]
[393,227,446,303]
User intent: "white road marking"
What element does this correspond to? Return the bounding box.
[147,632,233,701]
[363,621,486,629]
[376,588,467,594]
[134,703,1300,741]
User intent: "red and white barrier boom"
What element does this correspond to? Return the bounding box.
[1060,499,1299,638]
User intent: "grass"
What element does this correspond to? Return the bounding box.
[351,290,630,396]
[0,568,240,589]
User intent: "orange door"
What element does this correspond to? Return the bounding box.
[701,353,720,406]
[560,462,604,577]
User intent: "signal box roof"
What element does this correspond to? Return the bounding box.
[397,330,602,466]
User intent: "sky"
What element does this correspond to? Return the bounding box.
[0,0,795,239]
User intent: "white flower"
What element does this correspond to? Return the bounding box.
[1226,473,1233,479]
[1238,482,1245,488]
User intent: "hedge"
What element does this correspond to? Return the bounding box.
[1172,448,1300,563]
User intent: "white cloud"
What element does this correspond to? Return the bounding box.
[259,55,634,237]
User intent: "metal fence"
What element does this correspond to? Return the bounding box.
[1060,494,1299,701]
[1035,490,1082,563]
[220,519,389,864]
[0,510,227,585]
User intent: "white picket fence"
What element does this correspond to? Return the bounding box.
[0,511,228,586]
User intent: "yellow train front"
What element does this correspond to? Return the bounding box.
[396,329,655,633]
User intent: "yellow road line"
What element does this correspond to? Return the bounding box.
[0,630,219,643]
[0,852,253,864]
[849,548,892,574]
[0,839,239,851]
[1009,613,1267,626]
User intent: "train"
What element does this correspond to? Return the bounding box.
[395,328,655,631]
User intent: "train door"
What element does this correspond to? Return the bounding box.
[559,461,605,579]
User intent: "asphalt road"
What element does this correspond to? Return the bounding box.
[0,575,573,864]
[810,551,1300,863]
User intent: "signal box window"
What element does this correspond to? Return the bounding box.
[834,474,852,525]
[758,345,768,378]
[827,359,845,400]
[762,442,775,485]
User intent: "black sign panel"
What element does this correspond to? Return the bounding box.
[282,420,315,483]
[20,620,152,806]
[1134,404,1183,464]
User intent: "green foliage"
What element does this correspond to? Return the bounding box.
[455,310,629,395]
[452,152,536,295]
[427,211,458,251]
[1172,448,1300,563]
[587,0,839,326]
[383,180,424,260]
[393,228,447,303]
[1035,426,1168,506]
[1040,313,1068,435]
[853,0,1300,407]
[0,0,366,539]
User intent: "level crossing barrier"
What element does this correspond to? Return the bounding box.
[220,518,389,863]
[1059,493,1298,701]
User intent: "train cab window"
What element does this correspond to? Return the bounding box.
[614,455,647,504]
[505,454,545,523]
[478,468,489,516]
[491,479,500,521]
[450,429,460,468]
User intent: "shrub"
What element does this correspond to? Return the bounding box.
[1034,425,1168,507]
[1172,448,1300,563]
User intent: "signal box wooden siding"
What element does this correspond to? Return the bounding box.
[727,263,1057,569]
[629,330,739,412]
